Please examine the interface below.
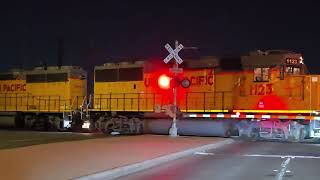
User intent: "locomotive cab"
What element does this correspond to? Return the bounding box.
[242,50,306,81]
[237,50,308,111]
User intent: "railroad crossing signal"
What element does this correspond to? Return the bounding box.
[163,43,184,64]
[163,41,185,137]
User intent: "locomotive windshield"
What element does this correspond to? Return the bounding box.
[253,67,270,82]
[286,66,301,75]
[285,57,303,75]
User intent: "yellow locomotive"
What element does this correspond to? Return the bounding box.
[0,66,86,130]
[236,50,312,112]
[91,50,312,113]
[90,50,320,140]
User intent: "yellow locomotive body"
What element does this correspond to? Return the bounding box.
[0,70,27,111]
[235,50,317,113]
[0,66,86,112]
[91,51,317,114]
[92,58,231,113]
[0,66,87,129]
[90,50,320,140]
[93,61,147,112]
[24,66,87,112]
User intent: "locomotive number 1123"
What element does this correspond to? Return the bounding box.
[250,84,273,96]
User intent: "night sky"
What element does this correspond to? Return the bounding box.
[1,1,320,73]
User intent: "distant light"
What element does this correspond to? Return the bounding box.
[64,120,71,128]
[111,132,120,135]
[82,121,90,129]
[300,56,304,64]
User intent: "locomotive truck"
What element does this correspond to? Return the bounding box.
[1,50,320,142]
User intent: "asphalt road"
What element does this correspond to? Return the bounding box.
[117,139,320,180]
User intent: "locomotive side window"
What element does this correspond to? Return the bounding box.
[0,74,15,80]
[95,67,143,82]
[26,73,68,83]
[293,67,301,75]
[47,73,68,82]
[253,68,270,82]
[95,69,118,82]
[280,65,285,80]
[119,67,143,81]
[286,66,301,75]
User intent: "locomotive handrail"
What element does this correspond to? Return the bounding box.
[90,91,232,113]
[0,93,82,113]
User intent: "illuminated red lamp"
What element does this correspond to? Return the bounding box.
[158,74,171,89]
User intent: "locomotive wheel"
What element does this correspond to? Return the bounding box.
[250,128,260,141]
[223,129,232,138]
[137,124,144,134]
[103,124,113,135]
[299,128,305,142]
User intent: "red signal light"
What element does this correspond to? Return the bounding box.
[158,74,171,89]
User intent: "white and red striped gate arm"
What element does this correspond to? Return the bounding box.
[183,113,320,120]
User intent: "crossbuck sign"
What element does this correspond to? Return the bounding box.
[163,43,184,64]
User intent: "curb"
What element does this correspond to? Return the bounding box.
[73,138,234,180]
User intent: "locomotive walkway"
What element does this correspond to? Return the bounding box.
[0,135,233,180]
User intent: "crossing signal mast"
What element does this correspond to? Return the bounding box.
[162,40,187,137]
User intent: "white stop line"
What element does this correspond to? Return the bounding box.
[243,154,320,159]
[243,154,320,180]
[194,152,215,156]
[275,157,291,180]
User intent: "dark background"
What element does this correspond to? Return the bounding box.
[1,0,319,72]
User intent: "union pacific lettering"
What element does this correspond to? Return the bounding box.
[0,84,26,92]
[187,75,214,86]
[144,75,214,87]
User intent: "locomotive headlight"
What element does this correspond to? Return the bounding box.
[82,121,90,129]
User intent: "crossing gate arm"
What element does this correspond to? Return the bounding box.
[183,113,320,120]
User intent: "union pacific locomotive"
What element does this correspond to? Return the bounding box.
[1,50,320,141]
[0,66,86,130]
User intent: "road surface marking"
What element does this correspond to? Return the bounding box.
[273,170,291,173]
[9,139,41,142]
[307,144,320,147]
[276,157,291,180]
[111,132,120,135]
[194,152,215,156]
[243,154,320,159]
